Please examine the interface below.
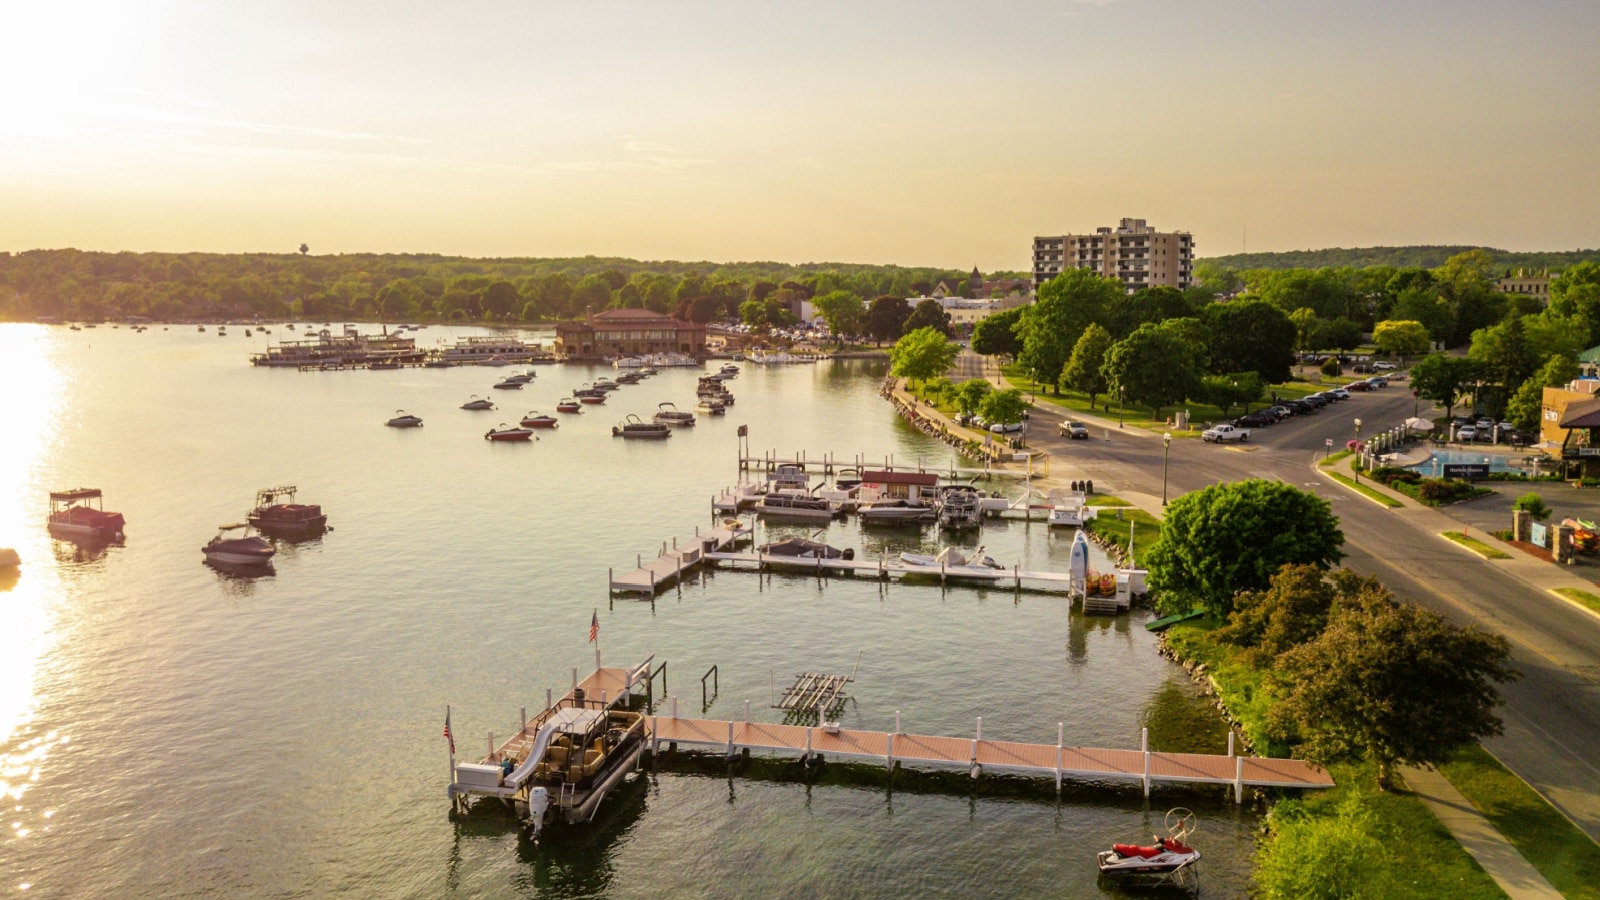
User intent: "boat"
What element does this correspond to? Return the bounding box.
[592,378,620,392]
[423,359,456,368]
[250,325,422,367]
[719,364,740,376]
[439,336,546,365]
[492,379,524,390]
[506,370,536,384]
[756,490,837,522]
[639,367,659,377]
[653,402,696,427]
[937,485,983,531]
[0,547,20,571]
[1068,530,1091,595]
[612,415,671,439]
[899,545,1005,576]
[485,424,536,442]
[1046,489,1095,527]
[202,524,275,567]
[612,357,644,369]
[756,536,854,560]
[246,486,327,538]
[616,372,645,385]
[386,410,424,427]
[198,325,206,332]
[859,498,936,525]
[556,398,582,413]
[577,390,607,405]
[695,397,727,415]
[244,329,252,337]
[1097,809,1201,888]
[47,489,126,542]
[461,396,496,411]
[520,412,559,429]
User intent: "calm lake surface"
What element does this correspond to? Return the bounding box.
[0,324,1258,897]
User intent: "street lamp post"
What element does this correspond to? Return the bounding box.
[1353,418,1363,483]
[1161,432,1173,507]
[1118,385,1125,429]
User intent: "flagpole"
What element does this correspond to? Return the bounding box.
[445,704,456,794]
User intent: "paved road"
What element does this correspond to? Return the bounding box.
[1020,385,1600,841]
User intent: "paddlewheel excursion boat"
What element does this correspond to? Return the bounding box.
[202,524,275,568]
[47,488,126,542]
[246,486,327,538]
[1097,808,1201,889]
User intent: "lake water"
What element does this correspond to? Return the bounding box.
[0,324,1258,897]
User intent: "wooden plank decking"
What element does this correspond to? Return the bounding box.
[609,523,752,594]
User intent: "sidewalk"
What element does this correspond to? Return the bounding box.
[1401,765,1563,900]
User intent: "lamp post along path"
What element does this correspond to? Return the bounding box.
[1161,432,1172,507]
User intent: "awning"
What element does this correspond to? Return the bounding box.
[1559,397,1600,429]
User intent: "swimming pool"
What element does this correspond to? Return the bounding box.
[1406,449,1536,474]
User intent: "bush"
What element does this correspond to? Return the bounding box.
[1369,466,1421,486]
[1513,492,1552,522]
[1320,356,1341,377]
[1417,479,1475,503]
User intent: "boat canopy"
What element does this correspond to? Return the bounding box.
[49,488,102,501]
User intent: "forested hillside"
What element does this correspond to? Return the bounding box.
[1203,246,1600,272]
[0,249,1023,323]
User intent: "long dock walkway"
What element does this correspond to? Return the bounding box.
[703,550,1079,590]
[609,522,753,595]
[738,449,1038,480]
[647,710,1333,801]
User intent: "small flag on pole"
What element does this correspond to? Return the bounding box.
[443,708,455,756]
[589,609,599,643]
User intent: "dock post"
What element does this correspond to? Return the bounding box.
[1235,755,1244,804]
[671,695,678,719]
[976,716,982,742]
[546,688,552,713]
[1228,732,1235,757]
[805,726,813,765]
[521,706,526,732]
[894,710,901,734]
[1056,722,1064,792]
[886,732,894,772]
[744,700,750,723]
[727,721,735,760]
[1141,727,1150,798]
[637,553,642,569]
[651,716,659,754]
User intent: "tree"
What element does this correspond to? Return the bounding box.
[1392,286,1453,346]
[1255,269,1355,319]
[480,280,520,318]
[1101,322,1200,417]
[1506,353,1579,432]
[1468,314,1539,397]
[811,290,864,340]
[979,387,1027,426]
[1105,285,1191,338]
[903,298,952,336]
[1272,584,1516,789]
[1145,480,1345,618]
[569,274,613,315]
[1513,492,1552,522]
[971,306,1024,357]
[865,296,912,344]
[1061,323,1114,408]
[1549,262,1600,348]
[1409,353,1479,419]
[739,298,770,331]
[1200,372,1264,416]
[1215,564,1338,665]
[1317,318,1364,354]
[1201,300,1296,383]
[1372,320,1429,364]
[952,379,992,417]
[1015,268,1121,393]
[1289,307,1319,352]
[888,327,958,387]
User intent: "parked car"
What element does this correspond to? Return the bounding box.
[989,421,1025,434]
[1202,424,1251,443]
[1328,388,1350,400]
[1345,380,1371,392]
[1284,399,1315,415]
[1367,376,1389,387]
[1267,405,1294,419]
[1456,426,1479,441]
[1373,361,1398,371]
[1059,420,1089,440]
[1235,411,1275,428]
[1475,417,1495,430]
[1302,394,1331,409]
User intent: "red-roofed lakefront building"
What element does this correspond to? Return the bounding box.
[552,309,707,360]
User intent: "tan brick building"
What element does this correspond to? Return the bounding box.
[1032,218,1195,294]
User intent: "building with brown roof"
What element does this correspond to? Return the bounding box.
[552,308,707,359]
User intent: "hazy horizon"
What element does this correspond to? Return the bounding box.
[3,1,1596,269]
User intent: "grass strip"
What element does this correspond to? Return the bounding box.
[1085,493,1133,507]
[1326,470,1404,508]
[1441,531,1512,560]
[1553,587,1600,617]
[1439,744,1600,900]
[1319,449,1353,467]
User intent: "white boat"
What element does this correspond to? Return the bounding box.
[899,545,1005,576]
[440,336,545,365]
[938,485,983,531]
[1046,489,1095,527]
[202,524,275,567]
[492,379,524,390]
[506,370,536,384]
[1068,530,1091,595]
[1097,809,1201,889]
[386,410,423,427]
[719,364,740,376]
[613,357,645,369]
[756,490,836,522]
[612,414,671,439]
[653,402,696,427]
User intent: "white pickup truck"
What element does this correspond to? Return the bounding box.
[1201,424,1251,443]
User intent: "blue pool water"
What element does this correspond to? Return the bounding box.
[1407,449,1531,474]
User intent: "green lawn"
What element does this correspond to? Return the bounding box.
[1163,620,1283,754]
[1440,744,1600,900]
[1441,531,1512,559]
[1553,587,1600,616]
[1086,493,1133,507]
[1319,449,1353,466]
[1085,504,1163,565]
[1326,470,1405,508]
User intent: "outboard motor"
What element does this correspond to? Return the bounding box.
[525,786,550,837]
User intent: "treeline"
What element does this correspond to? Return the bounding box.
[1204,245,1600,272]
[0,249,1024,323]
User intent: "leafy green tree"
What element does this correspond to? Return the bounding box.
[739,298,770,331]
[1289,307,1319,352]
[1468,314,1539,399]
[761,295,798,328]
[1194,261,1241,294]
[811,289,864,339]
[1506,353,1579,432]
[1372,320,1429,364]
[1105,285,1191,338]
[569,274,613,315]
[1101,322,1200,417]
[888,327,958,387]
[1145,479,1345,618]
[865,296,912,344]
[1549,262,1600,348]
[1201,300,1296,383]
[1409,353,1479,419]
[1216,564,1339,665]
[1392,286,1453,346]
[978,387,1027,426]
[970,306,1024,357]
[1436,248,1498,298]
[1201,372,1264,416]
[903,298,952,336]
[1255,269,1356,319]
[1015,268,1121,393]
[952,379,992,417]
[1061,323,1114,408]
[1272,582,1516,789]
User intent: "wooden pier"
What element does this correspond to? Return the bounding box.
[704,550,1086,592]
[609,521,753,595]
[738,449,1040,480]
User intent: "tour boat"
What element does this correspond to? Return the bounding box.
[556,398,582,413]
[492,379,524,390]
[246,486,327,538]
[858,499,936,525]
[937,486,983,531]
[612,415,671,439]
[47,489,126,542]
[652,402,696,427]
[386,410,424,427]
[520,412,559,429]
[1097,809,1201,887]
[899,545,1005,575]
[202,524,275,567]
[440,336,545,365]
[461,396,496,411]
[485,424,536,442]
[755,490,836,522]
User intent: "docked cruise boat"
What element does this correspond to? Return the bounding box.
[440,336,546,365]
[485,424,536,442]
[1046,489,1095,527]
[519,411,559,429]
[246,486,327,538]
[386,410,424,427]
[47,489,126,542]
[899,545,1005,576]
[612,415,671,439]
[756,490,836,523]
[202,524,275,568]
[461,395,496,411]
[652,402,696,427]
[250,325,422,367]
[937,485,983,531]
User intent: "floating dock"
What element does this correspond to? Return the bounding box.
[608,522,753,595]
[738,449,1038,480]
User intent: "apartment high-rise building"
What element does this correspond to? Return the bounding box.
[1032,218,1195,294]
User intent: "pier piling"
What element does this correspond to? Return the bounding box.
[1141,727,1151,797]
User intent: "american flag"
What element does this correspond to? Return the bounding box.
[589,609,599,643]
[443,708,455,755]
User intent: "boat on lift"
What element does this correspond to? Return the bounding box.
[858,498,936,525]
[47,489,126,542]
[245,486,327,538]
[485,423,536,442]
[520,411,559,429]
[1046,489,1095,527]
[556,398,582,413]
[652,402,696,427]
[1097,809,1201,889]
[612,415,671,439]
[386,410,424,427]
[898,545,1005,576]
[461,395,496,411]
[202,524,275,568]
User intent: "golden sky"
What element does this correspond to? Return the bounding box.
[2,0,1596,268]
